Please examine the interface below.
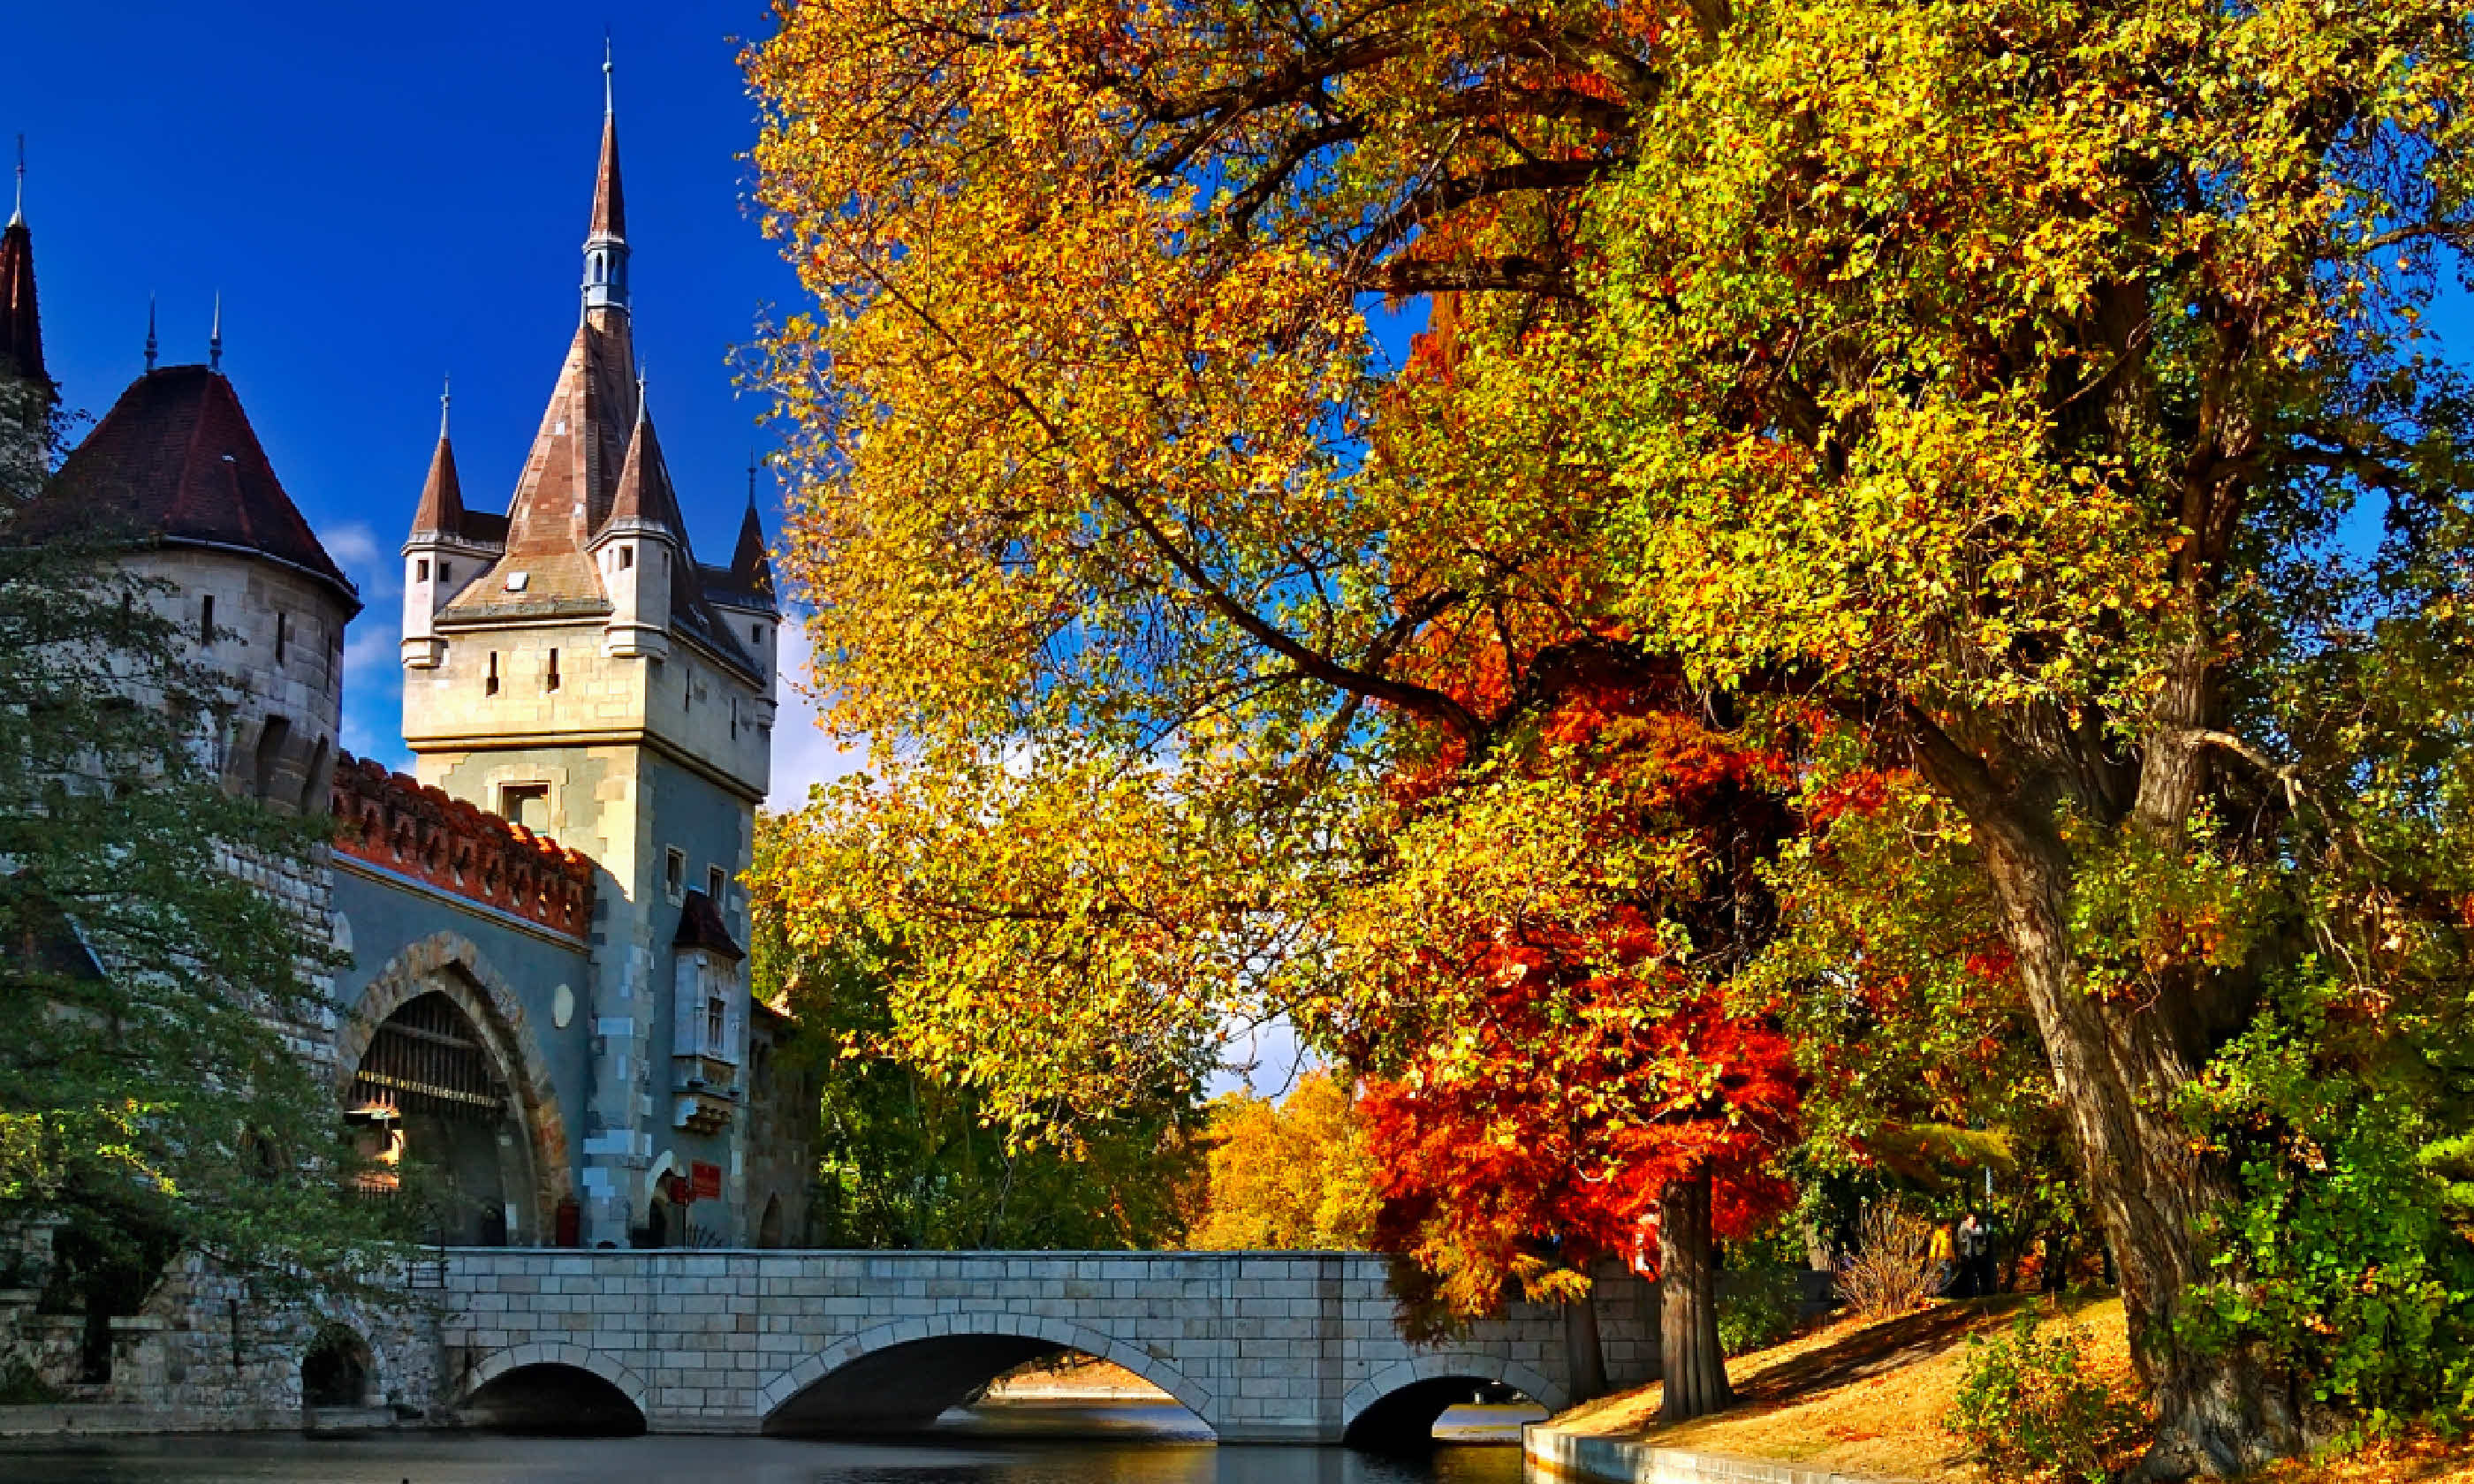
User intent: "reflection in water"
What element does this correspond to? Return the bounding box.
[0,1403,1536,1484]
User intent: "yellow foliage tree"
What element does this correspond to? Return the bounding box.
[1183,1072,1377,1252]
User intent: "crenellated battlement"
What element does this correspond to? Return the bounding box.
[330,753,595,939]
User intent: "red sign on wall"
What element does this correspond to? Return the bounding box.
[690,1162,723,1202]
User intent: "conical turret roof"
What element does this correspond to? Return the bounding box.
[22,367,360,611]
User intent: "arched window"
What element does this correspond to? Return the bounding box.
[253,716,291,803]
[299,738,330,816]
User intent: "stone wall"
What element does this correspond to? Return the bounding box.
[0,1248,443,1433]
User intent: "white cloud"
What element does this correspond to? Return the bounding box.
[766,616,869,812]
[326,521,412,770]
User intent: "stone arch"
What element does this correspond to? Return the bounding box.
[1340,1352,1566,1450]
[336,932,572,1241]
[455,1343,649,1432]
[758,1310,1216,1436]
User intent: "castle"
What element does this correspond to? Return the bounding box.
[0,64,810,1273]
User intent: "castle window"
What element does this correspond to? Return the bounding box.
[750,623,762,646]
[618,546,634,572]
[275,613,288,665]
[545,648,561,692]
[439,561,452,585]
[486,652,499,696]
[707,866,725,903]
[664,848,686,901]
[200,594,216,646]
[300,738,330,816]
[253,716,291,804]
[416,558,430,583]
[501,784,549,834]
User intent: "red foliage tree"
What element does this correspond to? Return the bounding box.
[1341,683,1804,1418]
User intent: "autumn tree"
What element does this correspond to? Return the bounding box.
[1332,684,1801,1415]
[748,0,2474,1468]
[1182,1071,1377,1252]
[748,818,1200,1250]
[1573,3,2474,1471]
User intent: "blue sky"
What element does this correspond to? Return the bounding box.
[9,2,855,797]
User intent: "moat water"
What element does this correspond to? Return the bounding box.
[0,1401,1546,1483]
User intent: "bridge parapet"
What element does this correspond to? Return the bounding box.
[433,1248,1658,1443]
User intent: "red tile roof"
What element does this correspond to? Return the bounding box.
[409,429,465,539]
[24,367,360,611]
[589,110,625,243]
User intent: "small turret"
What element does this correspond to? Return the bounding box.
[707,466,781,696]
[590,388,679,660]
[402,380,486,670]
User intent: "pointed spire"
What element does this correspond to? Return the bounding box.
[582,39,629,313]
[603,390,682,541]
[411,374,465,540]
[144,295,158,373]
[440,373,452,439]
[731,454,776,599]
[0,136,44,390]
[209,293,223,373]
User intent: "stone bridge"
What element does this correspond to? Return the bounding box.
[434,1249,1658,1446]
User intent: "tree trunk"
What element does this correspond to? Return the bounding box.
[1658,1170,1731,1423]
[1911,716,2304,1479]
[1564,1290,1608,1404]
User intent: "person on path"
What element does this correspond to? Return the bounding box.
[1956,1211,1993,1298]
[1928,1221,1956,1298]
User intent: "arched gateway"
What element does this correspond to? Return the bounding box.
[338,933,572,1245]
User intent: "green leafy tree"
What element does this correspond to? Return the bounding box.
[0,370,395,1313]
[750,817,1199,1250]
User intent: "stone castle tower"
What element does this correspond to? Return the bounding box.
[391,60,781,1244]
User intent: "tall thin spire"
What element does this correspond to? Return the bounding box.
[0,133,44,390]
[144,295,158,373]
[747,450,758,510]
[209,293,223,373]
[582,40,629,314]
[440,373,452,439]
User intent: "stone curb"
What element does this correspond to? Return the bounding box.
[1524,1420,1901,1484]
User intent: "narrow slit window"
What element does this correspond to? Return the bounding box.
[438,561,452,585]
[486,652,499,696]
[415,558,430,582]
[664,848,685,898]
[200,594,216,645]
[618,546,634,572]
[707,866,725,902]
[545,648,561,692]
[275,613,288,664]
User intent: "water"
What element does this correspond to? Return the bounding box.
[0,1402,1544,1484]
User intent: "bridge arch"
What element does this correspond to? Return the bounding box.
[759,1310,1216,1436]
[454,1344,649,1434]
[1341,1352,1565,1450]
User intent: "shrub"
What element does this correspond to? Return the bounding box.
[1947,1310,2144,1484]
[1719,1267,1804,1356]
[0,1350,60,1404]
[1836,1204,1937,1318]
